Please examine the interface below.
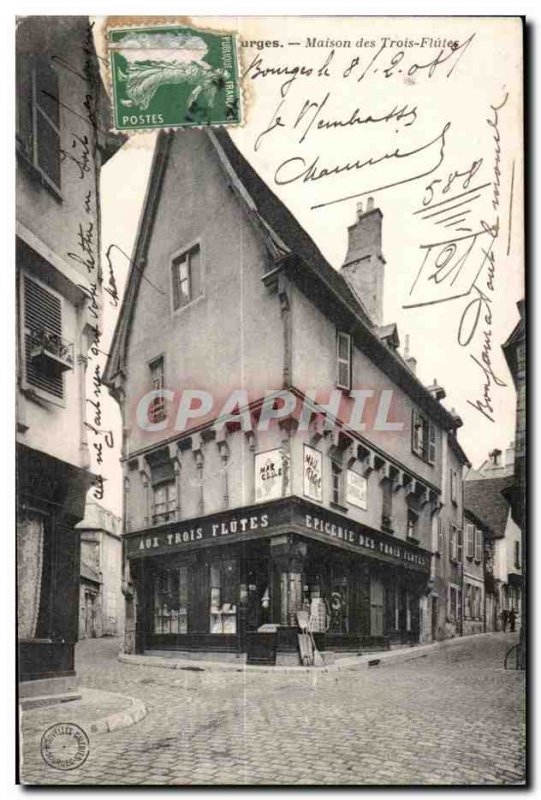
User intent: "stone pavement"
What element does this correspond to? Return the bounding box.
[20,632,526,786]
[22,688,146,741]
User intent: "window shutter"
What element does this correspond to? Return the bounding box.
[412,410,421,455]
[428,422,436,463]
[171,261,181,310]
[32,58,61,191]
[466,523,474,558]
[475,529,482,562]
[23,276,64,398]
[336,332,351,390]
[457,527,463,563]
[449,523,457,561]
[189,246,202,300]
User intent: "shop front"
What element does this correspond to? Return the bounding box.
[124,497,431,657]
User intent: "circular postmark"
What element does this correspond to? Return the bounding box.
[40,723,90,771]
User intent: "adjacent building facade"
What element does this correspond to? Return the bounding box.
[78,503,124,639]
[16,17,122,693]
[104,128,469,660]
[464,470,522,632]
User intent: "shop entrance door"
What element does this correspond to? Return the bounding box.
[84,591,96,638]
[370,577,384,636]
[244,559,271,633]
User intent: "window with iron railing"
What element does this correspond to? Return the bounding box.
[22,275,73,400]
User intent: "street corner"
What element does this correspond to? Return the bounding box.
[20,687,147,745]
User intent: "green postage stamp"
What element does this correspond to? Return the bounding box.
[108,24,242,131]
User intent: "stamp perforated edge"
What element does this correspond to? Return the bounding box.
[101,16,248,136]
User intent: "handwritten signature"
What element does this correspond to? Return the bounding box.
[403,94,510,423]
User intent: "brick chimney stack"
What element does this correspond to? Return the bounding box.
[340,197,385,326]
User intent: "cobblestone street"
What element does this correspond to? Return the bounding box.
[20,633,525,786]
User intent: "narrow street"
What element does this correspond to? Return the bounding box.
[21,633,525,786]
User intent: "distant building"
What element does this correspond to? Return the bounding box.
[469,445,515,480]
[501,300,526,659]
[464,473,522,631]
[461,507,489,636]
[16,16,123,696]
[77,503,124,639]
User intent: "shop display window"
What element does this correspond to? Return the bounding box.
[209,559,238,634]
[153,565,189,634]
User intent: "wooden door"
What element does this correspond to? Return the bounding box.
[370,577,384,636]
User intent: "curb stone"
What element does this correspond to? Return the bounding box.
[21,689,147,741]
[118,632,508,674]
[87,694,147,734]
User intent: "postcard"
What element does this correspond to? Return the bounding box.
[16,14,525,786]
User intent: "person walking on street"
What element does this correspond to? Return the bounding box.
[509,608,517,633]
[501,608,508,632]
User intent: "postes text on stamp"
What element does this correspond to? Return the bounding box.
[108,25,241,131]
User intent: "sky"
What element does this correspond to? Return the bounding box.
[92,16,524,517]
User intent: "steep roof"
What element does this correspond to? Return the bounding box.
[103,128,466,437]
[463,476,514,539]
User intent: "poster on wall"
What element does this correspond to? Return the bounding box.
[254,449,285,502]
[303,445,323,503]
[346,470,368,510]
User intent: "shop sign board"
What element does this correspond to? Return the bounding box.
[303,445,322,502]
[346,470,368,510]
[126,497,430,572]
[254,449,285,502]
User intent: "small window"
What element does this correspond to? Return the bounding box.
[331,461,344,506]
[456,526,463,563]
[336,331,351,390]
[32,57,61,192]
[474,529,483,563]
[407,509,418,541]
[411,410,436,464]
[172,245,202,310]
[449,524,457,562]
[514,541,521,570]
[466,522,475,559]
[152,480,176,524]
[450,469,459,504]
[148,357,166,423]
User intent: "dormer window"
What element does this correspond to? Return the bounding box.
[336,331,351,391]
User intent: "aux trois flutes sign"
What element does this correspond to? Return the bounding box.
[125,498,430,572]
